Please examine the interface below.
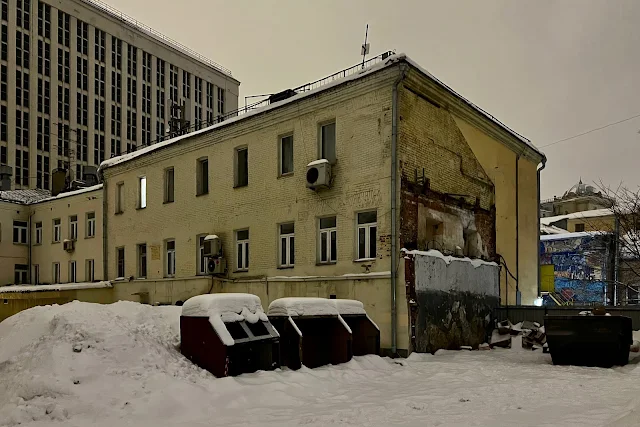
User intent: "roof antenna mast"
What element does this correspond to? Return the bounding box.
[361,24,370,69]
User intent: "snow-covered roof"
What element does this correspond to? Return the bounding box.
[0,281,112,293]
[540,231,603,242]
[540,208,614,226]
[182,294,269,346]
[0,189,51,205]
[540,224,569,235]
[99,53,541,172]
[32,184,103,204]
[401,249,498,268]
[333,299,367,315]
[267,297,339,317]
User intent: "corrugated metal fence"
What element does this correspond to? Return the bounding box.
[494,306,640,330]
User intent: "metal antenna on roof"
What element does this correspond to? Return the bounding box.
[361,24,370,69]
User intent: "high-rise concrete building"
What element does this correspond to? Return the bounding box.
[0,0,239,190]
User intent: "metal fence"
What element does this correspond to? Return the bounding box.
[494,306,640,330]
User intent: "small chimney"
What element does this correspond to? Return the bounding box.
[0,165,12,190]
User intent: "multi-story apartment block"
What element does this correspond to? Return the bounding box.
[0,0,239,190]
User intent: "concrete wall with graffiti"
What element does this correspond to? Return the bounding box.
[540,232,614,304]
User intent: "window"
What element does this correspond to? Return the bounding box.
[319,216,337,264]
[279,135,293,175]
[574,223,585,232]
[217,87,225,118]
[34,264,40,285]
[235,147,248,187]
[279,223,295,267]
[86,212,95,238]
[197,235,207,275]
[85,259,94,282]
[320,122,336,164]
[14,264,28,285]
[53,218,61,242]
[356,211,377,260]
[165,240,176,277]
[69,215,77,240]
[116,182,124,213]
[162,167,175,203]
[69,261,76,283]
[116,247,125,278]
[52,262,60,283]
[236,230,249,271]
[35,222,42,244]
[138,176,146,208]
[13,220,27,244]
[137,243,147,278]
[197,158,208,195]
[182,70,190,99]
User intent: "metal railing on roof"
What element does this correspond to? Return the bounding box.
[79,0,233,76]
[111,51,396,158]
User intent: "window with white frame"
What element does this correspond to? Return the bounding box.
[85,259,94,282]
[13,220,27,244]
[69,215,77,240]
[116,247,125,278]
[197,235,206,275]
[319,216,337,264]
[53,262,60,283]
[35,221,42,244]
[14,264,28,284]
[69,260,76,283]
[138,176,147,208]
[165,240,176,277]
[236,230,249,271]
[138,243,147,278]
[53,218,61,242]
[356,211,377,260]
[279,223,295,267]
[86,212,95,237]
[320,121,336,164]
[279,134,293,175]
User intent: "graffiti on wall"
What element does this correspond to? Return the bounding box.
[540,234,612,304]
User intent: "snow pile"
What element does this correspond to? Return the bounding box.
[268,297,339,317]
[182,293,269,346]
[333,299,367,315]
[402,248,498,268]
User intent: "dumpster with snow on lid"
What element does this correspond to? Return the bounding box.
[267,297,352,370]
[333,299,380,356]
[180,293,280,377]
[545,314,632,368]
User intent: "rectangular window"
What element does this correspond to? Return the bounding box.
[235,147,248,187]
[280,135,293,175]
[165,240,176,277]
[14,264,28,285]
[116,182,124,213]
[236,230,249,271]
[319,216,337,263]
[86,212,95,238]
[217,87,225,119]
[35,221,42,244]
[53,218,60,242]
[69,215,77,240]
[34,264,40,285]
[164,167,174,203]
[357,211,377,260]
[320,122,336,164]
[279,223,295,267]
[574,223,585,232]
[68,261,77,283]
[197,158,208,195]
[137,243,147,278]
[53,262,60,283]
[13,220,27,244]
[182,70,190,99]
[116,247,125,278]
[198,235,206,275]
[138,176,146,208]
[85,259,94,282]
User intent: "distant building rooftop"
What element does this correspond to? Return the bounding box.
[0,184,103,206]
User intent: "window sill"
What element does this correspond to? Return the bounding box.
[136,207,146,211]
[233,184,248,189]
[278,173,294,179]
[277,266,294,270]
[52,241,61,244]
[33,243,42,246]
[354,258,376,263]
[163,200,175,205]
[12,242,28,246]
[114,211,124,216]
[316,262,337,266]
[196,192,209,197]
[85,236,95,239]
[233,269,249,273]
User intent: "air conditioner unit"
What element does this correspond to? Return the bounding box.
[306,159,332,190]
[203,234,222,258]
[63,239,75,252]
[207,257,226,275]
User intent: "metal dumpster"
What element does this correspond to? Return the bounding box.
[180,293,280,377]
[334,299,380,356]
[545,314,632,368]
[268,297,352,370]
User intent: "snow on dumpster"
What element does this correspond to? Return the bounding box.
[267,297,352,369]
[333,299,380,356]
[180,293,280,378]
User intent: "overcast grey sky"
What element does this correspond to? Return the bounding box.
[110,0,640,198]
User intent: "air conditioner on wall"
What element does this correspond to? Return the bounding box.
[306,159,331,191]
[63,239,75,252]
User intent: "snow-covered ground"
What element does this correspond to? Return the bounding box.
[2,301,640,427]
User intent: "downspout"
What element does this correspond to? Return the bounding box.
[391,64,407,355]
[515,154,520,305]
[537,157,547,297]
[100,171,108,281]
[28,210,34,284]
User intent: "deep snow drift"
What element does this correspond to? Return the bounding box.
[2,301,640,427]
